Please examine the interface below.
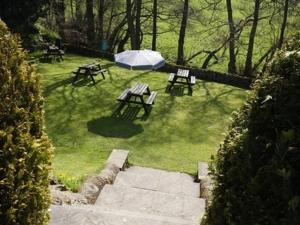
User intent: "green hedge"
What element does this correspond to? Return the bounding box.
[203,35,300,225]
[0,20,52,225]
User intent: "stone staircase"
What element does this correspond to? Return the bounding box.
[50,151,207,225]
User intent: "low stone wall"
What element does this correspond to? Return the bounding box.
[159,63,252,90]
[65,44,114,61]
[78,149,129,204]
[51,149,129,205]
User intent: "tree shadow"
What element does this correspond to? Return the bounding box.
[43,76,74,97]
[87,116,144,138]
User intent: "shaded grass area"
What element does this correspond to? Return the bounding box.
[36,54,248,190]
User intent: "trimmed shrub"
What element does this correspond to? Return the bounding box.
[0,20,52,225]
[203,35,300,225]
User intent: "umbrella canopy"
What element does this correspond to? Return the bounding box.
[114,49,165,70]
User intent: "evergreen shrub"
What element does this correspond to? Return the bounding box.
[0,20,52,225]
[203,35,300,225]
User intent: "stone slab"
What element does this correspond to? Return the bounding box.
[50,205,197,225]
[198,162,208,181]
[106,149,129,170]
[95,184,204,223]
[114,166,200,197]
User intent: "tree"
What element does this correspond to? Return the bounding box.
[278,0,290,49]
[203,34,300,225]
[75,0,84,22]
[126,0,138,50]
[0,0,49,33]
[86,0,95,44]
[98,0,105,40]
[226,0,237,74]
[135,0,143,49]
[244,0,262,76]
[177,0,189,65]
[152,0,158,51]
[0,20,52,225]
[54,0,66,31]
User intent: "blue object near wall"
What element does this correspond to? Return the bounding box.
[100,40,109,51]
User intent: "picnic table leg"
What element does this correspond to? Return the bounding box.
[187,77,193,93]
[168,76,177,91]
[72,68,80,85]
[139,96,148,114]
[146,87,151,95]
[100,71,105,79]
[88,70,96,85]
[72,71,80,85]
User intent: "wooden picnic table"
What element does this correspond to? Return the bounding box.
[72,63,107,85]
[43,45,64,61]
[117,83,157,114]
[168,69,196,92]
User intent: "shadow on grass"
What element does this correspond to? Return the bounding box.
[87,116,144,138]
[43,76,73,97]
[113,104,151,121]
[165,85,192,96]
[39,57,63,64]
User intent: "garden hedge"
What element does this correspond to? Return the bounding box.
[203,34,300,225]
[0,20,52,225]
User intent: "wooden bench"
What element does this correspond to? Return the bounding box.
[145,91,157,105]
[168,73,175,82]
[117,89,130,101]
[190,76,196,85]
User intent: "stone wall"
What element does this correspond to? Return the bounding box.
[159,63,252,90]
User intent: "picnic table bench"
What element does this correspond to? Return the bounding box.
[43,45,64,61]
[72,63,107,85]
[117,83,157,114]
[168,69,196,92]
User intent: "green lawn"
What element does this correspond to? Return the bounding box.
[36,54,248,190]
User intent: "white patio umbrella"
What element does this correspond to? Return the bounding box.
[114,49,165,70]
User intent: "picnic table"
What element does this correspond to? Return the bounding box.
[117,83,157,114]
[168,69,196,92]
[72,63,107,85]
[43,45,64,61]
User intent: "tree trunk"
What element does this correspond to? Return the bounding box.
[55,0,65,29]
[126,0,137,50]
[244,0,261,77]
[70,0,74,20]
[75,0,84,22]
[177,0,189,65]
[135,0,142,49]
[117,29,131,53]
[98,0,105,40]
[152,0,157,51]
[226,0,237,74]
[86,0,95,44]
[278,0,289,49]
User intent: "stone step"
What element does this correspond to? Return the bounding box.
[95,184,205,223]
[50,204,199,225]
[114,166,200,197]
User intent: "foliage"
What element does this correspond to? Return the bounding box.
[203,35,300,225]
[0,0,49,33]
[0,21,52,225]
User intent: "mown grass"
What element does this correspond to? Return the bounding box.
[36,54,248,191]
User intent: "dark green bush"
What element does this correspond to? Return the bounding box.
[203,36,300,225]
[0,20,52,225]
